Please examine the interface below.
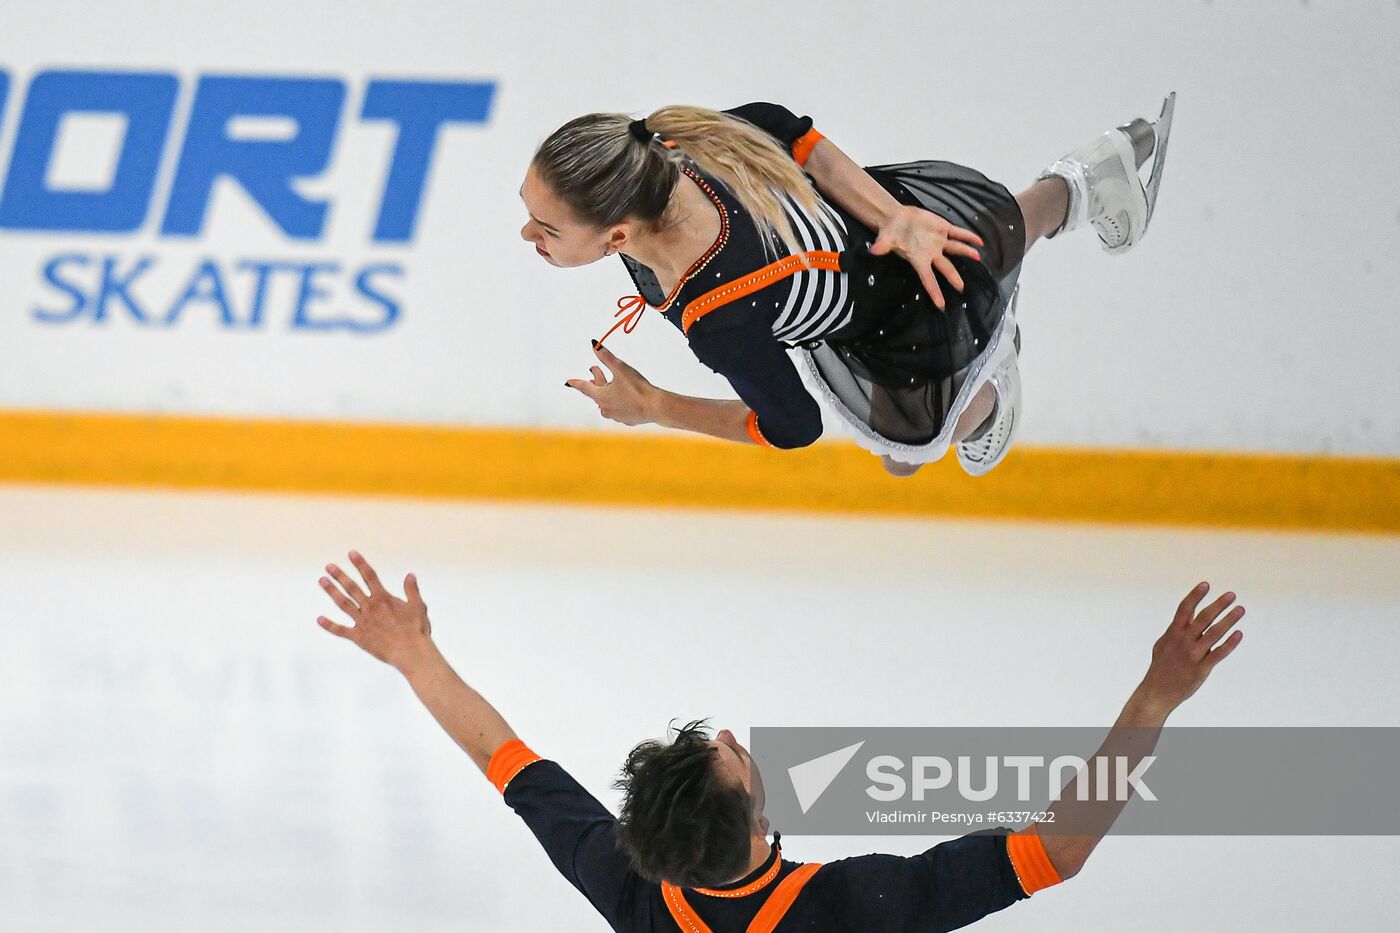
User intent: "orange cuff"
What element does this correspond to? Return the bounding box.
[746,410,775,448]
[486,738,542,794]
[1006,826,1063,896]
[791,127,825,166]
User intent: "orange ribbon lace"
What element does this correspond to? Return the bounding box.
[596,294,648,349]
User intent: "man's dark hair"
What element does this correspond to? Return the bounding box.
[614,720,753,887]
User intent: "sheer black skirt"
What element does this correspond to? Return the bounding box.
[801,160,1025,460]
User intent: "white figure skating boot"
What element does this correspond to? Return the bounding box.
[1040,92,1176,254]
[955,348,1022,476]
[955,286,1023,477]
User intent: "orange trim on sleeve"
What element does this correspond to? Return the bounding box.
[745,410,775,449]
[486,738,542,794]
[1006,826,1063,896]
[681,250,842,334]
[791,127,825,166]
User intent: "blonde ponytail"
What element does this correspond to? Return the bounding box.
[645,106,821,257]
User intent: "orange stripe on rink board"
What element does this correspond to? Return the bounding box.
[486,739,541,794]
[1,409,1398,534]
[1006,827,1062,896]
[681,251,842,334]
[791,128,825,166]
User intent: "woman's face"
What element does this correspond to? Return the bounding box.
[519,163,621,268]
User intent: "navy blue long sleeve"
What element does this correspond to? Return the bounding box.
[685,303,825,449]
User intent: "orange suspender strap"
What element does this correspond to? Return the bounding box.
[746,862,823,933]
[680,251,843,335]
[661,863,825,933]
[485,738,542,794]
[661,882,715,933]
[1005,825,1063,896]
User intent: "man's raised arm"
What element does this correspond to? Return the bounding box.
[1024,581,1247,880]
[316,550,518,775]
[316,551,642,927]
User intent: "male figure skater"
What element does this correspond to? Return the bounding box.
[317,552,1243,931]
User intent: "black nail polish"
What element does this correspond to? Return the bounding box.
[591,339,600,349]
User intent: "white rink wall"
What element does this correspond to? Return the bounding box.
[0,0,1397,456]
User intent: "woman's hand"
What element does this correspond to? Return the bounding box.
[566,342,660,426]
[870,205,985,310]
[318,551,435,673]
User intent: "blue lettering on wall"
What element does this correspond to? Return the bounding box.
[161,76,346,239]
[361,80,495,243]
[97,256,156,322]
[352,264,403,331]
[0,71,177,233]
[165,259,236,326]
[35,254,90,323]
[35,254,409,332]
[291,262,352,330]
[236,260,282,328]
[5,70,500,337]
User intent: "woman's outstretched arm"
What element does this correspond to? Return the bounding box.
[317,551,517,775]
[565,342,749,443]
[803,137,984,310]
[567,334,824,449]
[727,103,984,307]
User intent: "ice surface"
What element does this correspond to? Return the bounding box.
[1,486,1396,930]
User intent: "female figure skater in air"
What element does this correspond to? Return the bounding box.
[530,96,1175,476]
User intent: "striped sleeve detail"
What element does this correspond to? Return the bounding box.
[791,127,825,166]
[1006,826,1063,896]
[486,738,542,794]
[746,410,775,448]
[771,196,853,343]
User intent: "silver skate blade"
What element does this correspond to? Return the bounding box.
[1144,92,1175,223]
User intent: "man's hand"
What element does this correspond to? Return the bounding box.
[566,343,660,426]
[318,550,434,673]
[1138,582,1246,718]
[869,205,984,311]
